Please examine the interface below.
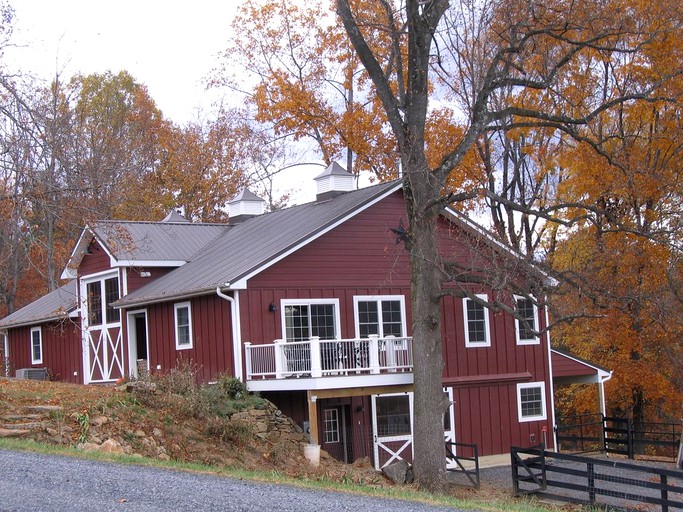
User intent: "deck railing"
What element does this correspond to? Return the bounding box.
[245,335,413,380]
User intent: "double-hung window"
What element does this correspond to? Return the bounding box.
[515,295,539,345]
[174,302,193,350]
[353,296,406,338]
[463,294,491,347]
[517,382,547,422]
[281,299,340,342]
[30,327,43,364]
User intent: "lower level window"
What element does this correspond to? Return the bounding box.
[30,327,43,364]
[375,394,411,436]
[323,409,340,443]
[517,382,547,422]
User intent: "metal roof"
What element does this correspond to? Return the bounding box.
[117,180,402,307]
[91,220,230,263]
[0,280,78,329]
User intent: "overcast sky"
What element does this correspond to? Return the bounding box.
[6,1,238,123]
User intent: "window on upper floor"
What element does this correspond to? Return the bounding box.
[30,327,43,364]
[174,302,193,350]
[463,294,491,347]
[517,382,547,422]
[353,296,406,338]
[86,275,120,326]
[281,299,340,342]
[515,295,539,345]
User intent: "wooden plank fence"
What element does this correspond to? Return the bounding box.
[512,445,683,512]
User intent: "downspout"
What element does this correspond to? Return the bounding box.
[216,285,243,382]
[599,371,614,418]
[545,304,558,452]
[1,330,8,377]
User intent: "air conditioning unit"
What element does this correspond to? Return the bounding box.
[15,368,48,380]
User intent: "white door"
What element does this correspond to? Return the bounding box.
[443,387,457,469]
[81,273,124,383]
[372,393,414,470]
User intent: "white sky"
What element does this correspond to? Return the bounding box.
[4,1,367,204]
[6,0,237,123]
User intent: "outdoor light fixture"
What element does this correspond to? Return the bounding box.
[268,302,277,312]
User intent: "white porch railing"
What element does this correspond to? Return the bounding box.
[245,335,413,380]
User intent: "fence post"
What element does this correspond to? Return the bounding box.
[587,461,596,504]
[627,418,635,459]
[661,475,669,512]
[510,448,519,495]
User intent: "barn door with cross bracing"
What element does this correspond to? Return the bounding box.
[372,393,414,470]
[81,273,124,383]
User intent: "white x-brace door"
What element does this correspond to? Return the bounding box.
[372,392,414,470]
[372,388,457,471]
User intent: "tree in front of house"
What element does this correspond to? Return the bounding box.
[335,0,682,491]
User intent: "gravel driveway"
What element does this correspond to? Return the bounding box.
[0,449,474,512]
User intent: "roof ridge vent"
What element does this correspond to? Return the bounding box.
[228,188,266,223]
[314,162,355,201]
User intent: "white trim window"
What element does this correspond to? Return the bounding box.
[463,294,491,347]
[353,295,406,338]
[30,326,43,364]
[515,295,539,345]
[174,302,193,350]
[323,408,340,443]
[281,299,340,342]
[517,382,547,422]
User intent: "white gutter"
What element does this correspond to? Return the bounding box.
[216,285,243,382]
[2,330,8,377]
[545,304,558,451]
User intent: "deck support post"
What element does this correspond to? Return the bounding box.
[307,390,319,445]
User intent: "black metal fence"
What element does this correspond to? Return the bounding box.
[557,414,682,460]
[511,445,683,511]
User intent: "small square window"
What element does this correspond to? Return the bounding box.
[30,327,43,364]
[174,302,193,350]
[517,382,547,422]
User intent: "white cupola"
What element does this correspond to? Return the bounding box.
[228,189,266,223]
[314,162,355,201]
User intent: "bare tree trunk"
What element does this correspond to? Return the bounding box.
[404,176,450,492]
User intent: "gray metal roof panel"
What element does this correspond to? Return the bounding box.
[0,280,78,329]
[93,221,230,263]
[117,181,401,306]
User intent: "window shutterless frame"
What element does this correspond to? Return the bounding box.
[30,326,43,364]
[463,294,491,347]
[516,381,547,422]
[514,295,539,345]
[174,302,193,350]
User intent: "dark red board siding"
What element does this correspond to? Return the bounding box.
[7,321,83,383]
[145,295,234,383]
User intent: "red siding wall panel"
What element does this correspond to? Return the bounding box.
[125,267,175,294]
[7,321,83,383]
[79,241,112,276]
[145,294,234,383]
[238,190,554,455]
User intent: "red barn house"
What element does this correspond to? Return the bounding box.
[0,164,610,468]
